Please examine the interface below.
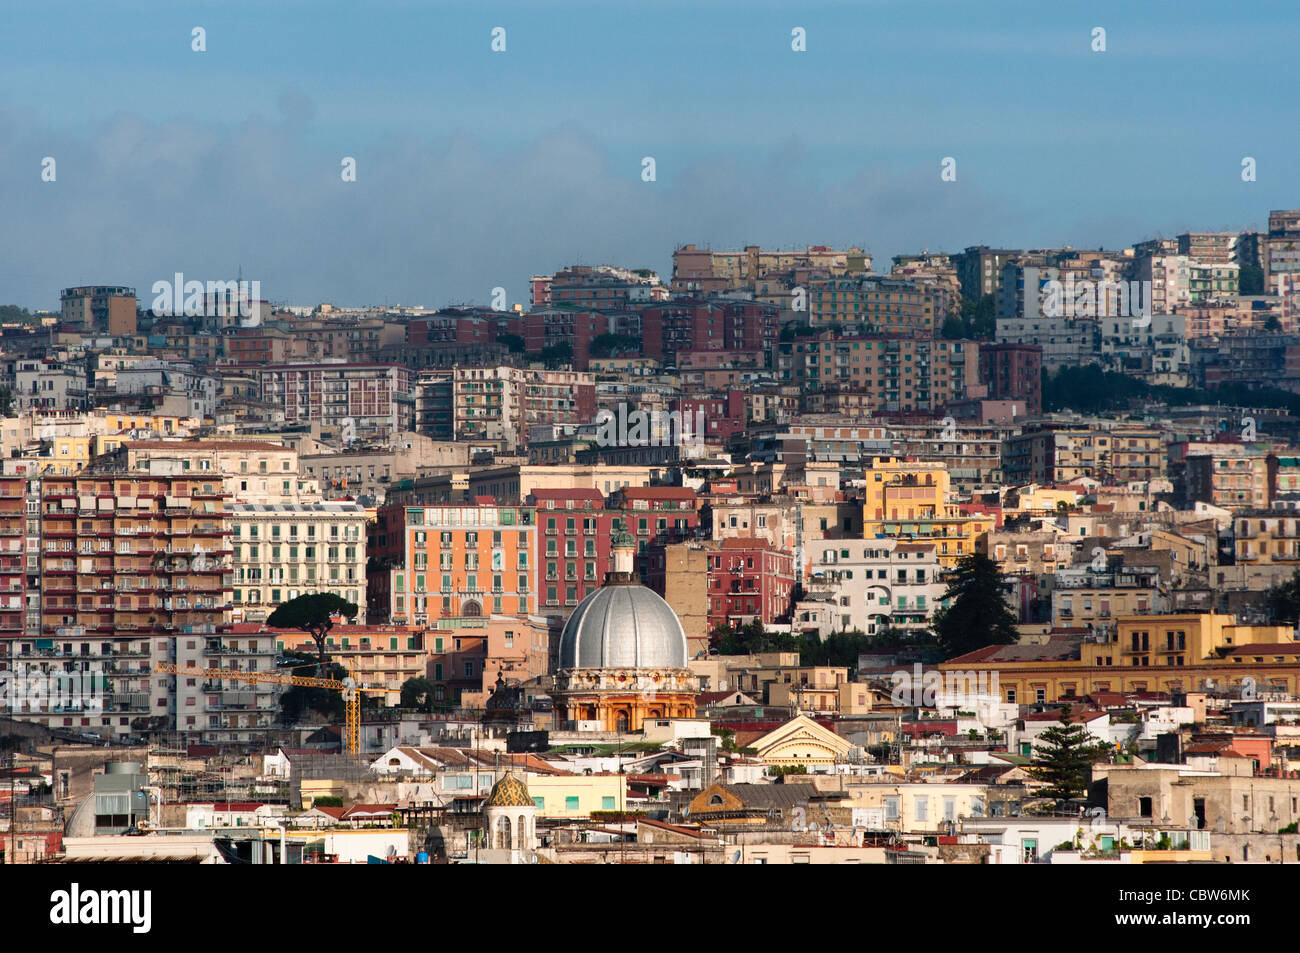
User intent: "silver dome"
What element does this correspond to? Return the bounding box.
[557,582,688,670]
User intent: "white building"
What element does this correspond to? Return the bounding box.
[231,501,367,624]
[804,538,944,635]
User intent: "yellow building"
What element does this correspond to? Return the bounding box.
[528,773,627,817]
[1235,509,1300,564]
[861,457,993,566]
[941,613,1300,702]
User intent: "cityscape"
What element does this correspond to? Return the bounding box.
[6,0,1297,935]
[4,224,1300,879]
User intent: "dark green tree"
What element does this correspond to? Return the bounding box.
[933,554,1019,659]
[539,342,574,368]
[1239,263,1265,296]
[400,676,437,713]
[1027,706,1112,801]
[280,660,350,723]
[711,620,801,655]
[266,592,359,675]
[1266,568,1300,624]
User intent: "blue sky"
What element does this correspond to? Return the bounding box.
[1,0,1297,310]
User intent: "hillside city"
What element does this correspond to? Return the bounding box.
[8,210,1300,866]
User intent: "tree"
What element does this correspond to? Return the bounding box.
[933,554,1019,659]
[1266,568,1300,624]
[266,593,358,675]
[497,333,526,353]
[1239,263,1265,296]
[539,342,573,368]
[1027,706,1112,801]
[400,676,437,713]
[280,659,350,723]
[711,620,801,655]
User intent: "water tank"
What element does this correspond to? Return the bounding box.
[105,762,142,775]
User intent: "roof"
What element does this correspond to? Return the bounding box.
[944,640,1081,664]
[696,783,820,811]
[617,487,697,501]
[1223,643,1300,656]
[1022,708,1107,724]
[484,773,533,808]
[340,803,398,819]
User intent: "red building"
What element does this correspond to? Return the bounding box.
[978,343,1042,416]
[707,538,795,631]
[675,390,746,445]
[641,299,780,368]
[640,302,723,366]
[527,489,620,617]
[0,475,25,648]
[407,309,523,347]
[609,486,700,550]
[523,308,609,370]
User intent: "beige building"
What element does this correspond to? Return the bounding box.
[231,501,367,624]
[106,440,320,502]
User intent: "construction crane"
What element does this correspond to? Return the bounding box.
[156,662,396,755]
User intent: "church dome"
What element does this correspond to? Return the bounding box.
[557,579,688,671]
[485,773,533,808]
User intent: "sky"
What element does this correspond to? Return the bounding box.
[1,0,1298,312]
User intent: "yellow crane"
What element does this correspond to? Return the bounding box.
[155,662,396,755]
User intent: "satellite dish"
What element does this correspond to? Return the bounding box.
[730,849,742,864]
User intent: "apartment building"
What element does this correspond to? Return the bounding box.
[1002,423,1164,486]
[952,246,1021,300]
[527,489,618,619]
[171,627,280,742]
[16,472,235,739]
[1234,507,1300,564]
[1178,444,1270,510]
[774,332,981,413]
[231,501,367,624]
[804,538,943,635]
[609,486,700,550]
[104,440,319,502]
[369,504,536,625]
[273,623,430,695]
[978,343,1043,415]
[859,457,992,567]
[0,475,27,646]
[943,614,1299,703]
[258,362,414,438]
[423,616,550,708]
[706,537,795,631]
[39,471,232,639]
[807,276,948,334]
[15,359,89,413]
[60,285,137,335]
[451,365,596,452]
[670,244,870,296]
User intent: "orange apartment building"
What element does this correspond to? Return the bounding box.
[368,504,536,626]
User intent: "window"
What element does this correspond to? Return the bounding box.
[565,796,579,811]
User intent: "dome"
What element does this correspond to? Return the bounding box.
[557,580,688,670]
[485,773,533,808]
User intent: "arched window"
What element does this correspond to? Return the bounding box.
[463,600,482,617]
